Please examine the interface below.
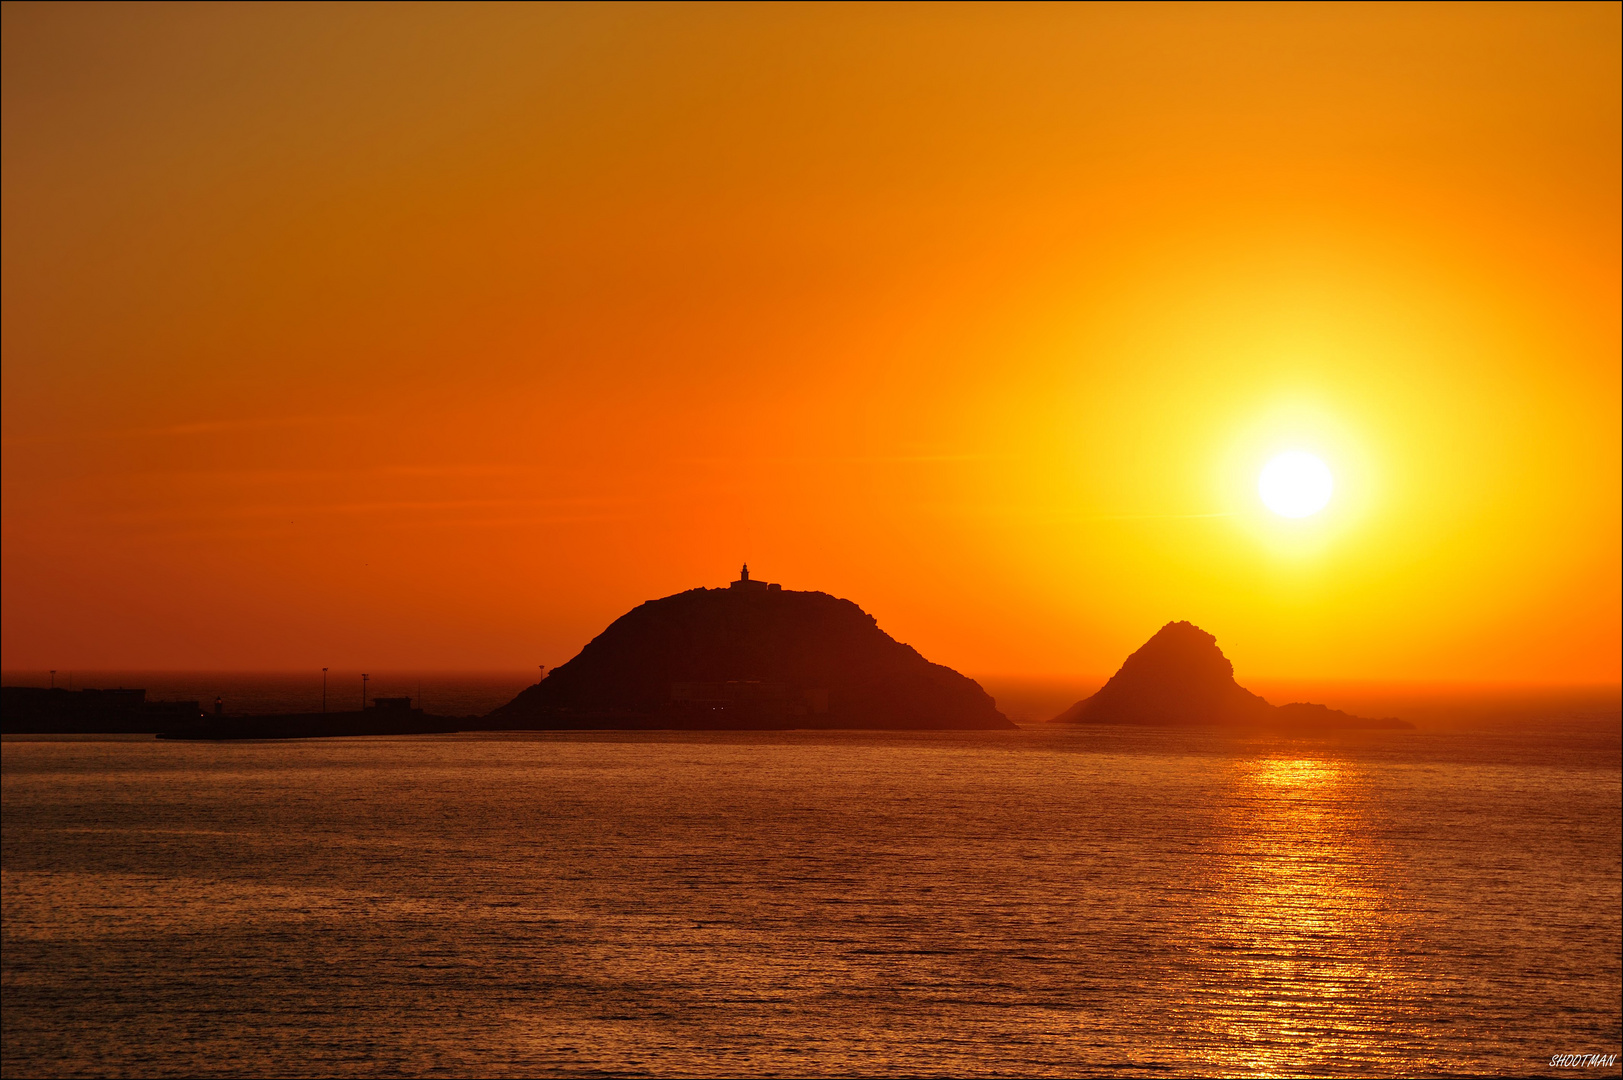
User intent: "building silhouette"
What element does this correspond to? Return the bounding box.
[728,563,780,594]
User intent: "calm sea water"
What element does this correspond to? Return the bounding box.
[3,725,1619,1078]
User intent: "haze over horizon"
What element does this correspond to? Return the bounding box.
[4,3,1619,684]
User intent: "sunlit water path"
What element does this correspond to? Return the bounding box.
[3,727,1618,1077]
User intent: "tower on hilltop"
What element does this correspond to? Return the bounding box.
[729,563,779,593]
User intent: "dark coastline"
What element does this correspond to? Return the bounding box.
[154,711,460,740]
[156,709,1014,740]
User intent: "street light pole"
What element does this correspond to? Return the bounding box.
[362,673,369,711]
[322,667,328,714]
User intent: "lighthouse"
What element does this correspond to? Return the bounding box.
[729,563,779,593]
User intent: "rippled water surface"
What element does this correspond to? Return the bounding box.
[3,727,1619,1077]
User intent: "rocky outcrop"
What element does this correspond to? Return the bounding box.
[487,585,1013,730]
[1051,621,1410,729]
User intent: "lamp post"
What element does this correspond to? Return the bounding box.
[362,673,369,711]
[49,670,56,690]
[322,667,328,714]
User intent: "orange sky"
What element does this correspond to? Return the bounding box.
[3,2,1619,682]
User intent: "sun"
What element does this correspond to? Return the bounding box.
[1258,451,1333,518]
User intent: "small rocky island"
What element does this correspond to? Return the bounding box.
[1052,620,1411,730]
[489,565,1013,730]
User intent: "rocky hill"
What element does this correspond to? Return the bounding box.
[488,579,1013,730]
[1052,621,1410,729]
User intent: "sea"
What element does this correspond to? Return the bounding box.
[2,676,1619,1077]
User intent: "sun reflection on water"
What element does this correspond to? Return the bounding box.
[1186,754,1446,1078]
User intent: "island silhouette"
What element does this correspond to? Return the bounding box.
[488,566,1013,730]
[1051,620,1411,729]
[2,580,1419,737]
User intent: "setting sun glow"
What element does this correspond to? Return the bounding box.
[1,4,1618,684]
[1258,452,1335,519]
